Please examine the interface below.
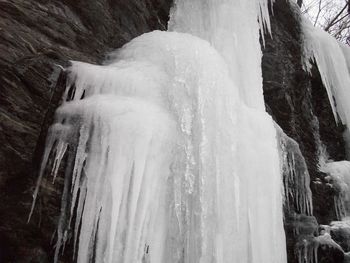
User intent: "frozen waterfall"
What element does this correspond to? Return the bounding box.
[30,1,288,263]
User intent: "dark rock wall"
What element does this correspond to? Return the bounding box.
[0,0,172,261]
[263,0,347,262]
[0,0,348,262]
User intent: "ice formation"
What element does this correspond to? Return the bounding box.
[296,231,344,263]
[319,158,350,220]
[30,0,288,262]
[296,237,319,263]
[300,5,350,130]
[330,218,350,233]
[169,0,272,110]
[295,218,346,263]
[277,127,313,215]
[298,0,350,228]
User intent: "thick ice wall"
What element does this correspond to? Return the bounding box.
[340,43,350,73]
[111,31,286,263]
[65,61,169,105]
[168,0,272,110]
[167,1,287,261]
[299,7,350,220]
[33,31,236,263]
[31,30,287,263]
[235,106,287,263]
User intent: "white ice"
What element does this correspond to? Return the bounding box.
[169,0,272,110]
[277,126,313,215]
[300,7,350,132]
[30,0,288,262]
[319,158,350,220]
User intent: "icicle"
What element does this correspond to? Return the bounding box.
[298,2,350,130]
[32,0,288,261]
[295,231,343,263]
[296,237,318,263]
[28,123,72,222]
[319,158,350,220]
[276,126,313,215]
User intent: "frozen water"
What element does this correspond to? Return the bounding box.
[299,1,350,220]
[319,158,350,220]
[296,232,343,263]
[169,0,273,110]
[30,0,288,262]
[300,9,350,131]
[277,126,313,215]
[31,30,286,263]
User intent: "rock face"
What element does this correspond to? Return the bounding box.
[0,0,172,261]
[263,0,348,262]
[0,0,349,262]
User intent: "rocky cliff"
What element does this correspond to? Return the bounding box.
[263,1,348,262]
[0,0,348,262]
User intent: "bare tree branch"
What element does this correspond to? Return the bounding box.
[302,0,350,45]
[314,0,323,26]
[324,2,348,31]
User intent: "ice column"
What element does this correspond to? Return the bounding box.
[169,0,272,110]
[169,0,287,262]
[31,0,288,262]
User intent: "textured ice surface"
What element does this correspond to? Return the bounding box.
[169,0,272,110]
[277,126,313,215]
[31,31,286,263]
[301,11,350,129]
[31,0,288,262]
[299,2,350,221]
[319,159,350,220]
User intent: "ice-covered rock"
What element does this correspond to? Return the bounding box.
[330,219,350,252]
[277,126,313,215]
[30,0,290,262]
[319,159,350,220]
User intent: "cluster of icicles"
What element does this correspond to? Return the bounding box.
[289,0,350,261]
[31,31,287,262]
[30,0,350,262]
[30,0,291,262]
[319,158,350,220]
[276,126,313,216]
